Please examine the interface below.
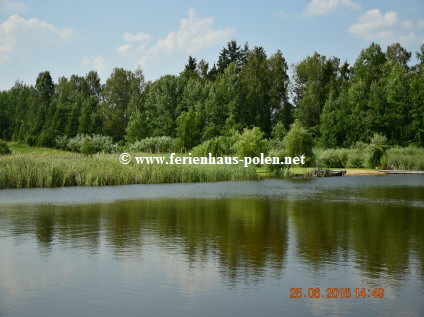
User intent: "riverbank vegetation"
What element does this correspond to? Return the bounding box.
[0,152,257,189]
[1,41,423,187]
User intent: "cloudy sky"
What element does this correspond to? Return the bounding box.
[1,0,423,90]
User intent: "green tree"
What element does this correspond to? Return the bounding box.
[293,52,340,132]
[284,120,314,165]
[240,47,272,135]
[271,121,286,141]
[142,75,183,137]
[268,50,290,127]
[101,68,141,140]
[35,71,55,107]
[217,40,248,73]
[386,43,411,68]
[176,108,202,150]
[234,127,267,158]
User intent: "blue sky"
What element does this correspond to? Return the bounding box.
[1,0,423,90]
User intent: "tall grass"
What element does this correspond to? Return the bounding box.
[315,147,424,170]
[315,148,367,168]
[0,153,257,189]
[385,147,424,171]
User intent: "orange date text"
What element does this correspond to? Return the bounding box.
[289,288,384,299]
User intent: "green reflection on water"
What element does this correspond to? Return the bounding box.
[1,193,423,283]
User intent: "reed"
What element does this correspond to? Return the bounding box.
[385,147,424,171]
[0,153,257,189]
[315,147,424,170]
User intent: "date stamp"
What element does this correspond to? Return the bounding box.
[290,288,385,299]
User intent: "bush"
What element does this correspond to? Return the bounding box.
[55,135,69,150]
[37,129,56,147]
[346,150,366,168]
[266,148,290,176]
[191,134,240,157]
[367,133,388,168]
[315,148,348,168]
[271,121,286,141]
[80,137,96,155]
[0,140,11,155]
[284,121,314,166]
[26,135,37,146]
[315,147,367,168]
[60,134,117,154]
[235,127,268,158]
[128,136,176,153]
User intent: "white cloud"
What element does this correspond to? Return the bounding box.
[149,9,234,56]
[81,55,107,75]
[117,43,133,55]
[123,32,150,42]
[417,19,424,30]
[0,15,74,62]
[117,32,151,56]
[0,0,27,14]
[116,9,234,68]
[348,9,424,45]
[303,0,360,17]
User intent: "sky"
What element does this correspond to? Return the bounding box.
[0,0,423,90]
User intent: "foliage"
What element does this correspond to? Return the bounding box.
[191,133,240,157]
[315,148,349,168]
[80,137,96,155]
[0,153,257,189]
[57,134,117,154]
[0,140,11,155]
[367,133,389,168]
[385,147,424,171]
[176,108,202,151]
[265,148,290,177]
[0,41,423,154]
[128,136,176,153]
[271,121,286,141]
[234,127,268,158]
[283,121,314,166]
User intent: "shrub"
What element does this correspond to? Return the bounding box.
[284,121,314,166]
[55,135,69,150]
[128,136,176,153]
[367,133,388,168]
[64,134,117,154]
[37,129,56,147]
[346,150,366,168]
[0,140,11,155]
[266,148,290,176]
[80,137,96,155]
[235,127,268,158]
[315,148,349,168]
[191,134,239,157]
[271,121,286,141]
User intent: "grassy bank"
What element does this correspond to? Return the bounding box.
[0,153,258,189]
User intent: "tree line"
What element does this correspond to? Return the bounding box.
[0,40,423,149]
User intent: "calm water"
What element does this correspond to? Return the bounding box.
[0,175,423,316]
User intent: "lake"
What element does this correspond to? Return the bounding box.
[0,175,423,316]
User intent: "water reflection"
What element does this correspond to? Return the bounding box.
[0,199,289,283]
[0,177,424,316]
[1,196,423,282]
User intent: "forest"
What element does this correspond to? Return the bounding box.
[0,40,423,153]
